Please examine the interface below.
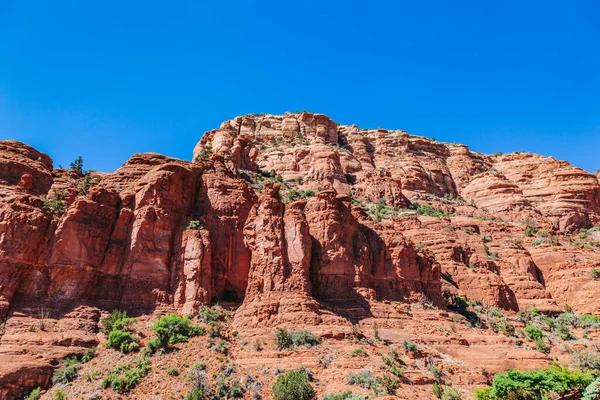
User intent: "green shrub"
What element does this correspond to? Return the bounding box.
[403,339,417,352]
[25,387,41,400]
[166,367,179,376]
[592,269,600,280]
[42,189,67,216]
[433,383,462,400]
[144,337,161,356]
[187,220,203,230]
[489,364,592,400]
[184,388,204,400]
[274,327,293,349]
[102,358,151,393]
[572,349,600,371]
[556,311,579,327]
[291,330,320,347]
[321,391,368,400]
[152,314,203,348]
[351,347,367,357]
[492,321,516,337]
[112,317,136,331]
[105,329,140,353]
[81,347,96,363]
[488,307,504,320]
[189,365,211,396]
[346,370,379,391]
[216,377,245,398]
[194,145,213,162]
[377,373,400,395]
[77,174,91,196]
[101,310,128,334]
[428,365,443,379]
[53,390,66,400]
[198,305,226,323]
[534,338,550,354]
[414,203,451,217]
[554,323,573,341]
[52,357,81,384]
[450,296,469,314]
[529,307,542,316]
[473,387,495,400]
[274,327,319,349]
[583,378,600,400]
[272,370,314,400]
[524,325,543,341]
[581,314,600,324]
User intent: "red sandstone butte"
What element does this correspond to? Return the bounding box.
[1,113,600,399]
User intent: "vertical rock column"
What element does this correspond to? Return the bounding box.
[233,183,328,328]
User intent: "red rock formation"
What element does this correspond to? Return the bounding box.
[1,112,600,398]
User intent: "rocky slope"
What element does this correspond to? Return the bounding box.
[1,112,600,399]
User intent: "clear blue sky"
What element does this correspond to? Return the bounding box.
[1,1,599,173]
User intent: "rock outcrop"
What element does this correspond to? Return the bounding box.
[1,112,600,398]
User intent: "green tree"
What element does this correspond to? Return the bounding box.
[70,156,83,174]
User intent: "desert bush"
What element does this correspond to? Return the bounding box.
[274,327,320,349]
[184,388,204,400]
[144,337,161,356]
[534,338,550,354]
[42,189,67,216]
[402,339,417,352]
[317,352,335,368]
[583,378,600,400]
[81,347,96,363]
[524,325,543,341]
[433,383,462,400]
[272,370,314,400]
[274,327,294,349]
[216,377,245,398]
[321,391,368,400]
[52,357,81,384]
[413,203,451,218]
[346,370,379,391]
[473,387,494,400]
[105,329,140,354]
[194,145,213,162]
[101,309,128,334]
[428,365,443,379]
[102,358,151,393]
[25,387,41,400]
[572,349,600,372]
[581,314,600,326]
[189,365,212,395]
[167,367,179,376]
[351,347,367,357]
[152,314,203,348]
[198,305,228,323]
[291,330,320,347]
[187,220,203,230]
[554,322,573,341]
[477,364,592,400]
[206,338,229,354]
[377,373,400,395]
[53,390,66,400]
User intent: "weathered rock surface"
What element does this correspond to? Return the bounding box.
[1,112,600,398]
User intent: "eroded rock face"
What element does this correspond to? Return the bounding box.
[1,112,600,397]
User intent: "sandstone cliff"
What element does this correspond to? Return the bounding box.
[1,113,600,399]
